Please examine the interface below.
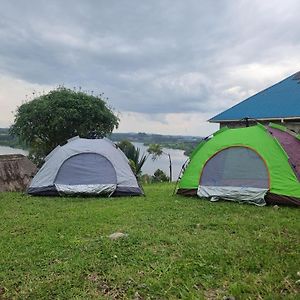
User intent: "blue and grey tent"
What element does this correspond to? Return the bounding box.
[28,137,143,196]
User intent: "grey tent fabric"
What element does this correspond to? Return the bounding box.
[55,153,117,185]
[28,137,143,196]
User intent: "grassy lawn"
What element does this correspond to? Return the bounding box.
[0,183,299,299]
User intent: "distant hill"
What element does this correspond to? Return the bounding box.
[0,128,24,148]
[0,128,9,134]
[0,129,203,156]
[110,132,201,143]
[109,132,203,156]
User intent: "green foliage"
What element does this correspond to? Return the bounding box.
[139,169,169,184]
[147,143,163,160]
[10,87,119,164]
[110,132,202,157]
[0,128,26,149]
[140,173,152,184]
[147,144,172,181]
[152,169,169,183]
[0,184,299,299]
[118,141,163,177]
[117,140,147,175]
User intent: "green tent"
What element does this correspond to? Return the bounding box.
[177,123,300,206]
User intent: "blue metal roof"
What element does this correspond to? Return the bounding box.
[210,71,300,122]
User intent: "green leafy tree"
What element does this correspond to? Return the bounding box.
[118,141,163,177]
[152,169,169,183]
[140,173,152,184]
[10,87,119,165]
[148,144,172,182]
[117,140,147,175]
[147,143,163,160]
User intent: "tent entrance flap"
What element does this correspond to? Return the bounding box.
[199,146,270,205]
[55,153,117,185]
[200,146,270,189]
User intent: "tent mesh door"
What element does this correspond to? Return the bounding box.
[200,146,269,189]
[55,153,117,185]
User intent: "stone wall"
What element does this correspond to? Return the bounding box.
[0,154,37,192]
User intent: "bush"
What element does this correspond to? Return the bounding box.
[10,87,119,165]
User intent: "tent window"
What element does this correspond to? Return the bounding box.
[200,147,269,188]
[55,153,117,185]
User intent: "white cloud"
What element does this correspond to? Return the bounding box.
[117,111,219,136]
[0,75,53,127]
[153,72,210,96]
[0,0,300,135]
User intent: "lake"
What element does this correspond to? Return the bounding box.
[0,146,28,156]
[133,142,188,180]
[0,144,189,181]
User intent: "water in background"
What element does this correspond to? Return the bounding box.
[133,142,188,181]
[0,144,189,181]
[0,146,28,156]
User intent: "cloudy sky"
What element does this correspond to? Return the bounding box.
[0,0,299,136]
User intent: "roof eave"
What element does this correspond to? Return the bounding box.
[209,116,300,123]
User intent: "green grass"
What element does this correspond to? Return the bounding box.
[0,183,299,299]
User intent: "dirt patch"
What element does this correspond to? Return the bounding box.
[87,273,127,299]
[204,288,226,299]
[0,287,6,300]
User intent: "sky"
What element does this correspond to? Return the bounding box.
[0,0,299,136]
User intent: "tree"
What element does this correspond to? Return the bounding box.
[148,144,172,182]
[140,173,152,184]
[117,141,163,177]
[117,140,147,175]
[147,143,163,160]
[118,141,173,183]
[10,87,119,165]
[152,169,169,183]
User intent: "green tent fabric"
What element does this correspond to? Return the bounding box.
[177,123,300,206]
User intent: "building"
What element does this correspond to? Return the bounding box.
[209,71,300,133]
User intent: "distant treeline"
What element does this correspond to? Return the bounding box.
[109,132,203,156]
[0,128,202,156]
[0,128,26,149]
